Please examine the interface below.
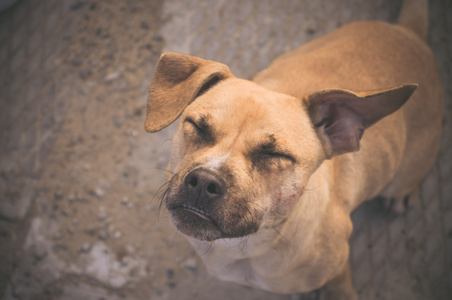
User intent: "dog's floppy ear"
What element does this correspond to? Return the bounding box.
[145,52,234,132]
[307,84,417,158]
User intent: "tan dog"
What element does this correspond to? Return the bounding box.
[145,0,443,298]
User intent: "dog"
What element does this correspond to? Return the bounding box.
[144,0,443,298]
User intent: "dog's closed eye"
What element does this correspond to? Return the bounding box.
[259,151,295,162]
[251,140,296,171]
[184,116,216,144]
[253,135,296,163]
[252,151,295,172]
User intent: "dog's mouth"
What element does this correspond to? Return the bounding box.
[180,204,213,222]
[167,204,225,240]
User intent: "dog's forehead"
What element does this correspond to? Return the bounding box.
[177,78,319,163]
[185,78,303,129]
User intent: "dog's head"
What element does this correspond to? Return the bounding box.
[145,52,415,241]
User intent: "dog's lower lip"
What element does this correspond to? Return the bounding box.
[180,205,212,221]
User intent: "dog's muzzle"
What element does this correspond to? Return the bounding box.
[179,168,226,223]
[166,167,262,241]
[165,168,226,240]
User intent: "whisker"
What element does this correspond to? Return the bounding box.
[304,172,328,192]
[169,230,180,247]
[152,167,175,175]
[271,224,292,247]
[148,173,175,220]
[199,242,214,257]
[156,189,170,220]
[141,167,175,179]
[148,181,169,208]
[304,184,324,192]
[244,205,255,225]
[239,235,249,252]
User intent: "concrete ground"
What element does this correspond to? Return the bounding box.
[0,0,451,299]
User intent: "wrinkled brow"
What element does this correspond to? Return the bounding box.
[251,134,296,163]
[192,114,216,144]
[255,134,278,153]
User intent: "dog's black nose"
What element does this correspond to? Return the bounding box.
[184,168,226,201]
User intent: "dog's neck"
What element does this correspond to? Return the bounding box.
[186,160,352,293]
[187,160,342,282]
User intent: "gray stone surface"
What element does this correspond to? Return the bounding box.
[0,0,451,299]
[0,181,34,220]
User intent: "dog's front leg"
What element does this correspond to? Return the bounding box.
[319,262,357,300]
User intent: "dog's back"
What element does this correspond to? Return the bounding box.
[253,0,443,212]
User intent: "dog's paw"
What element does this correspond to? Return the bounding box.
[380,188,419,214]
